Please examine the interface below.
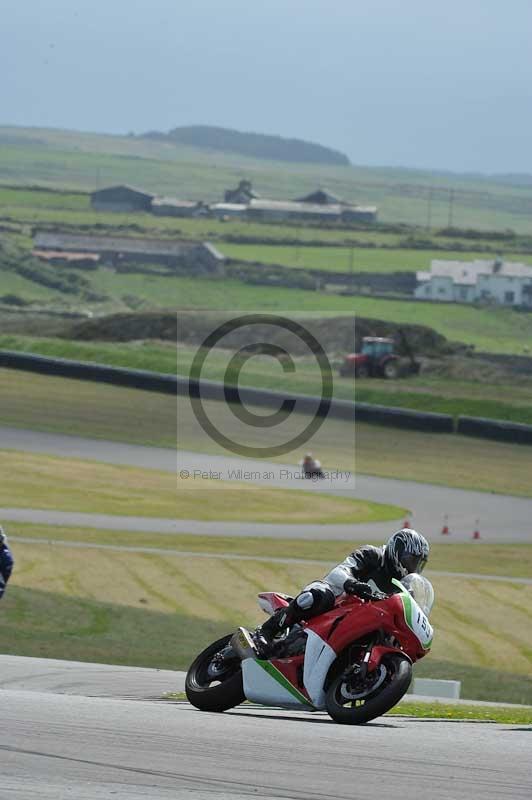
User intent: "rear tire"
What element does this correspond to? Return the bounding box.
[185,634,245,712]
[325,654,412,725]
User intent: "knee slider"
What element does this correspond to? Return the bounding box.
[295,590,315,610]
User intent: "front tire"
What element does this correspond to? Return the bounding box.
[185,634,245,712]
[325,654,412,725]
[382,359,399,379]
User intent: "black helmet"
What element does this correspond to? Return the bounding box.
[384,529,429,579]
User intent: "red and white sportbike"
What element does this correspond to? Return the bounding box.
[185,574,434,724]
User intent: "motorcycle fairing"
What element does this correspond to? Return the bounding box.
[302,629,337,709]
[257,592,291,615]
[241,629,336,711]
[242,658,314,709]
[307,595,426,662]
[397,589,433,650]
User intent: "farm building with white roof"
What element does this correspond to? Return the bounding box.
[415,258,532,307]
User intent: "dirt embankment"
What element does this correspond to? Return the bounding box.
[67,311,453,357]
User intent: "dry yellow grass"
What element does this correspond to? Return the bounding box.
[0,449,403,523]
[10,540,532,678]
[9,523,532,578]
[0,368,176,446]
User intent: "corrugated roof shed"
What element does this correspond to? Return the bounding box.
[151,197,200,209]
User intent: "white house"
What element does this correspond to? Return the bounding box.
[415,259,532,307]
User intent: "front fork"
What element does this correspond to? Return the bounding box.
[344,641,408,682]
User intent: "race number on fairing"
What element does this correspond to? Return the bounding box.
[410,605,433,649]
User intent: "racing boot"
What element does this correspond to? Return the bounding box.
[253,607,295,659]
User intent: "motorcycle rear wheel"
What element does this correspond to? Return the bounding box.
[325,653,412,725]
[185,634,245,713]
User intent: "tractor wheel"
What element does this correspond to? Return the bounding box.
[382,360,399,379]
[355,365,369,379]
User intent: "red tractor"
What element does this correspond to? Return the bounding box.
[339,336,418,379]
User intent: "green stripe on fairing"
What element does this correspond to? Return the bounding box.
[399,591,433,650]
[401,589,414,628]
[256,660,314,707]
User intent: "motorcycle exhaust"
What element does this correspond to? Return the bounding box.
[230,627,258,661]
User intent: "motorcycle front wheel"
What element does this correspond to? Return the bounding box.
[185,634,245,712]
[325,653,412,725]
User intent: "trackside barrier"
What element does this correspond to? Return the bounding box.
[0,349,356,419]
[412,678,461,700]
[4,350,524,440]
[0,350,177,395]
[457,415,532,445]
[355,402,454,433]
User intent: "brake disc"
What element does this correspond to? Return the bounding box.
[340,664,387,700]
[207,658,229,679]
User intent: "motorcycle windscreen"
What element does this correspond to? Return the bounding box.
[401,574,434,616]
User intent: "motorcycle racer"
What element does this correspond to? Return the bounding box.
[255,528,429,656]
[0,526,14,600]
[299,453,323,479]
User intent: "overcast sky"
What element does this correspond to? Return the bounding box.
[2,0,532,173]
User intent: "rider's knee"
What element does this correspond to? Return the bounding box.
[295,590,314,611]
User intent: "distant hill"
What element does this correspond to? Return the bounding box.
[140,125,350,166]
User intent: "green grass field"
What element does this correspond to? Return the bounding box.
[220,243,532,273]
[3,126,532,232]
[3,526,531,703]
[0,271,62,302]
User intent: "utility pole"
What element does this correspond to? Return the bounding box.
[349,245,355,293]
[426,186,433,231]
[448,188,455,228]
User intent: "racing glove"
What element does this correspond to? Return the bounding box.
[343,579,375,599]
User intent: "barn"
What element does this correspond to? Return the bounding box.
[90,185,154,213]
[33,232,225,275]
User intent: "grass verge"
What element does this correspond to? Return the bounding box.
[8,523,532,578]
[412,658,532,706]
[164,695,532,722]
[388,702,532,724]
[0,449,404,524]
[220,242,532,274]
[0,586,228,671]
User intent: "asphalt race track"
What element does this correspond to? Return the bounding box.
[1,657,531,800]
[1,426,531,798]
[1,425,531,542]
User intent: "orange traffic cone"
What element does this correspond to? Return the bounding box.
[441,515,450,536]
[403,518,411,529]
[472,520,481,540]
